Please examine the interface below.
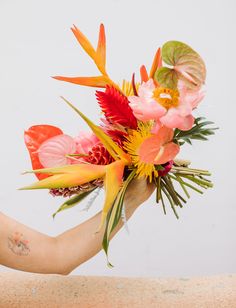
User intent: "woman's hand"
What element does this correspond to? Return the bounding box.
[124,177,156,209]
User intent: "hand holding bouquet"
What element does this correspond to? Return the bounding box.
[21,24,216,264]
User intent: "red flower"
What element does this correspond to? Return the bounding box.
[158,160,174,177]
[96,86,137,129]
[24,125,63,180]
[86,143,114,165]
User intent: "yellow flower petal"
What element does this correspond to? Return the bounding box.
[97,160,125,231]
[96,23,106,70]
[20,164,106,190]
[53,75,110,88]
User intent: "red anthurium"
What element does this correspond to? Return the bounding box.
[24,125,63,180]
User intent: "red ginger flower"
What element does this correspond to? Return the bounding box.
[96,86,137,129]
[86,143,114,165]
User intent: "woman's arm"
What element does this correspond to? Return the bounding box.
[0,178,155,275]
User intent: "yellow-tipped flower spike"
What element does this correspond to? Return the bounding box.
[97,160,125,232]
[20,164,106,190]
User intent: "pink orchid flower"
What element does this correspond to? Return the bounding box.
[128,79,205,131]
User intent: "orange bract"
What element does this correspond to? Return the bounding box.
[140,65,149,83]
[53,24,121,91]
[149,47,162,79]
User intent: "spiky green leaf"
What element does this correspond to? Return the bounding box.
[52,189,95,219]
[174,117,218,145]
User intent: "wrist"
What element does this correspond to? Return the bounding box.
[123,198,140,218]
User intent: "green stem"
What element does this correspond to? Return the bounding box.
[169,174,190,199]
[65,153,89,157]
[169,174,204,194]
[162,177,182,207]
[198,175,212,182]
[174,191,186,205]
[161,184,179,219]
[166,175,185,205]
[171,166,211,176]
[160,189,166,215]
[155,176,161,203]
[179,174,213,188]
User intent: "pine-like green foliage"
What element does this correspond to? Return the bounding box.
[174,117,218,145]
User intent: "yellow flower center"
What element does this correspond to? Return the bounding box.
[124,122,158,182]
[153,87,179,109]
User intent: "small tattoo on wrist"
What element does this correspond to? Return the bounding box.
[8,232,30,256]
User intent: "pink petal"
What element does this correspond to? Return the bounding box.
[160,109,184,129]
[74,132,99,154]
[176,114,195,131]
[179,81,205,109]
[128,95,142,106]
[129,99,166,122]
[38,134,76,168]
[154,143,180,164]
[187,89,205,109]
[176,98,192,117]
[138,79,155,101]
[138,135,162,163]
[156,126,175,143]
[160,109,194,130]
[151,120,162,134]
[138,127,177,164]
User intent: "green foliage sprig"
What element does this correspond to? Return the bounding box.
[174,117,218,145]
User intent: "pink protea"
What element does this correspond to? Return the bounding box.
[128,79,205,131]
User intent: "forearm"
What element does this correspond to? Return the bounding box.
[0,198,139,275]
[55,198,139,274]
[0,212,59,274]
[0,178,154,275]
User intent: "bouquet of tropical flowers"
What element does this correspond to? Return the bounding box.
[21,24,216,263]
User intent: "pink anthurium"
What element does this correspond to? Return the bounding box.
[139,126,180,165]
[38,134,77,168]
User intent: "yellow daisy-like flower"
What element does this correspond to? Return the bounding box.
[124,122,158,182]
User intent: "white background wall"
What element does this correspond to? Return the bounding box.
[0,0,235,277]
